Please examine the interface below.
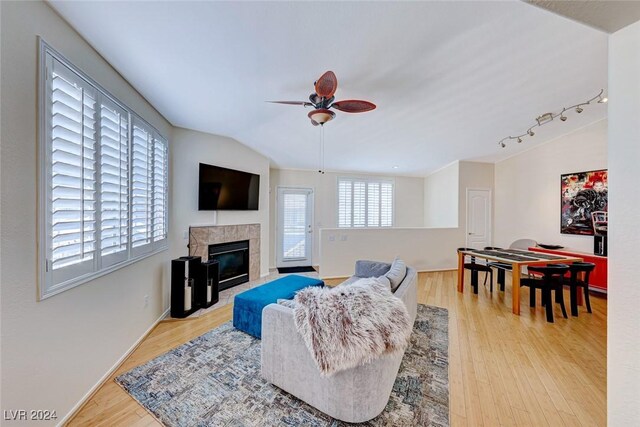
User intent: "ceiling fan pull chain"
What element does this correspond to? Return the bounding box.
[318,124,325,174]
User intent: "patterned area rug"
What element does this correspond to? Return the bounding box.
[116,304,449,426]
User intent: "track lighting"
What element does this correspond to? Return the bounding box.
[498,89,607,149]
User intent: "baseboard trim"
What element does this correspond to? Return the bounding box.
[321,268,457,280]
[59,307,171,426]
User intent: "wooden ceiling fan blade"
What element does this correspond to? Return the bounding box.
[267,101,313,107]
[314,71,338,98]
[331,100,376,113]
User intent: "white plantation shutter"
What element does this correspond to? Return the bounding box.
[367,182,380,227]
[152,136,168,242]
[380,182,393,227]
[131,122,153,251]
[338,180,352,227]
[337,178,393,228]
[131,118,168,254]
[48,58,98,286]
[353,181,366,227]
[40,42,169,299]
[100,99,129,266]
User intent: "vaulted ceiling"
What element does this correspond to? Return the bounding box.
[49,0,608,176]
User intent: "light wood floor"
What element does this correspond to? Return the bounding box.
[67,271,607,426]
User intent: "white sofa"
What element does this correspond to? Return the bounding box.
[261,261,418,423]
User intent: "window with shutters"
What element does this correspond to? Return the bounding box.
[39,41,169,299]
[337,178,394,228]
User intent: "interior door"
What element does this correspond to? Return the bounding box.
[466,189,492,249]
[276,187,313,268]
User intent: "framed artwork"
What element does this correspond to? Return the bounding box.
[561,169,608,235]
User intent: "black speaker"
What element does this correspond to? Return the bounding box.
[171,256,201,318]
[197,260,219,308]
[594,235,607,257]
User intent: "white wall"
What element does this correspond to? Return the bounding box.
[608,21,640,426]
[494,120,608,252]
[424,161,459,227]
[0,1,173,423]
[319,227,460,278]
[319,161,494,277]
[171,128,271,281]
[269,169,425,267]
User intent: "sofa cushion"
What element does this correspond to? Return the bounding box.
[385,258,407,292]
[355,260,392,278]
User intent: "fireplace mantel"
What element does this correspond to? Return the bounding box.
[189,224,260,281]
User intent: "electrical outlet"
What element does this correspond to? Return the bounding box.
[144,295,149,308]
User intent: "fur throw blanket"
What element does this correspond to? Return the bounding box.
[292,277,412,376]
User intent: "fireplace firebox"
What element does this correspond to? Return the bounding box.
[208,240,250,291]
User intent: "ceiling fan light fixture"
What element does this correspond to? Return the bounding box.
[308,108,335,125]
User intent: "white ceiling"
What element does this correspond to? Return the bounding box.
[49,0,608,176]
[527,0,640,33]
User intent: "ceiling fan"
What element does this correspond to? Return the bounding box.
[268,71,376,126]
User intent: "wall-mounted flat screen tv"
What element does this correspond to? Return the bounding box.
[198,163,260,211]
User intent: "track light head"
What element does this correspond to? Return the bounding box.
[500,142,506,148]
[517,137,523,143]
[528,129,535,137]
[560,114,567,122]
[598,97,608,104]
[576,106,583,113]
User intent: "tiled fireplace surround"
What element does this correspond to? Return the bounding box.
[189,224,261,282]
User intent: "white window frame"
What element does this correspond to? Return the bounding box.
[337,176,395,228]
[38,39,169,300]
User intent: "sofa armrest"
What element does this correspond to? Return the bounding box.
[355,260,392,278]
[261,303,318,381]
[261,302,405,423]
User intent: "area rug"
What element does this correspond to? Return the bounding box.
[116,304,449,426]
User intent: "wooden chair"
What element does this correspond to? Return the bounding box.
[521,264,570,323]
[458,248,494,294]
[564,262,596,316]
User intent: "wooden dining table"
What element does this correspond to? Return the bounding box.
[457,248,583,315]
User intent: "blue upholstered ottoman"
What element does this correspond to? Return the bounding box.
[233,275,323,339]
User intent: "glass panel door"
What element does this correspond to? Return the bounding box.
[277,187,313,267]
